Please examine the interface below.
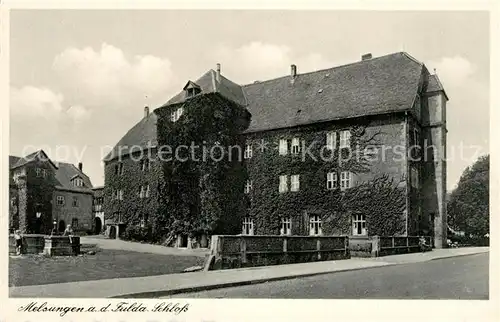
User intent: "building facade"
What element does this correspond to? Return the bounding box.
[92,186,105,234]
[9,150,95,234]
[104,52,448,248]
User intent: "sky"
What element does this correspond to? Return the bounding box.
[9,10,490,190]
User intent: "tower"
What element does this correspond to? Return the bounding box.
[421,72,448,248]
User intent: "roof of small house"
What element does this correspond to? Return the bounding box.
[9,150,93,193]
[105,52,447,160]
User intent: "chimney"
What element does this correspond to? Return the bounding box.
[216,63,221,82]
[144,106,150,118]
[291,64,297,78]
[78,162,83,172]
[362,53,373,61]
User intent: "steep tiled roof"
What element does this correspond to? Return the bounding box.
[9,156,20,168]
[110,52,431,158]
[426,74,448,100]
[163,70,246,107]
[9,151,93,193]
[11,150,58,170]
[54,162,93,193]
[103,112,158,161]
[241,52,423,132]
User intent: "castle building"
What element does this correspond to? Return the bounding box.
[9,150,95,234]
[103,52,448,248]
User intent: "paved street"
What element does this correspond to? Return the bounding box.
[168,253,488,299]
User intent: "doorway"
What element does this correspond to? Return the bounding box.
[58,220,66,233]
[94,217,102,234]
[179,234,188,248]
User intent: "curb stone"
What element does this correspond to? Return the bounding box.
[111,251,488,298]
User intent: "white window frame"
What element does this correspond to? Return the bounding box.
[35,168,41,177]
[411,166,419,188]
[279,139,288,155]
[142,158,150,171]
[145,185,150,198]
[290,174,300,192]
[72,197,79,207]
[171,107,184,122]
[413,128,420,148]
[56,195,65,206]
[340,130,351,149]
[242,217,254,235]
[244,144,253,159]
[309,215,322,236]
[327,172,338,190]
[280,217,292,236]
[291,138,300,155]
[352,213,367,236]
[279,175,288,193]
[326,131,337,150]
[41,169,47,178]
[119,189,124,200]
[245,180,253,194]
[340,171,352,191]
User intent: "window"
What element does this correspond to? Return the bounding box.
[73,178,84,187]
[145,185,150,198]
[140,185,150,198]
[245,180,253,194]
[291,138,300,154]
[115,163,124,176]
[41,169,48,178]
[279,175,288,193]
[72,197,79,207]
[340,130,351,149]
[290,174,300,192]
[327,172,338,190]
[309,215,322,236]
[352,214,367,236]
[36,168,41,177]
[413,129,420,148]
[71,218,78,229]
[244,144,253,159]
[280,217,292,236]
[171,107,184,122]
[141,158,150,171]
[279,139,288,155]
[56,196,65,206]
[411,166,419,188]
[242,217,254,235]
[326,131,337,150]
[140,214,148,228]
[340,171,352,191]
[115,189,124,200]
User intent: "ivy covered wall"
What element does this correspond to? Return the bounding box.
[155,92,251,242]
[103,148,162,241]
[244,114,409,237]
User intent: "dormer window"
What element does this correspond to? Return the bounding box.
[72,177,84,187]
[183,81,202,99]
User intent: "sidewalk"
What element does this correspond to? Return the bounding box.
[80,236,209,257]
[9,247,488,298]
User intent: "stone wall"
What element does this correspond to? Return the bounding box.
[52,189,93,233]
[243,113,410,236]
[206,235,349,270]
[348,235,433,257]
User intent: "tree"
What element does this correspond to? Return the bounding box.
[447,155,489,238]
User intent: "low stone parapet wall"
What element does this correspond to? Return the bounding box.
[205,235,350,271]
[9,234,45,254]
[43,236,81,256]
[349,236,433,257]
